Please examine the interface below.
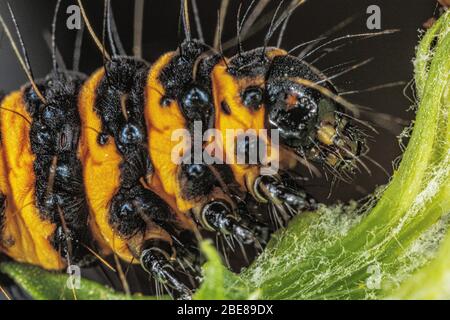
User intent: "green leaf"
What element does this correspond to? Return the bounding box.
[0,262,155,300]
[193,240,260,300]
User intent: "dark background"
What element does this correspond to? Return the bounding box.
[0,0,441,297]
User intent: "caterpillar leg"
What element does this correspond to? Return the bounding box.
[176,163,258,245]
[237,199,272,247]
[110,185,201,274]
[111,186,199,298]
[254,175,317,213]
[140,239,192,299]
[110,185,174,236]
[198,200,255,245]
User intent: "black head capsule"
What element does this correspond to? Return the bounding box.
[265,54,365,173]
[224,47,364,173]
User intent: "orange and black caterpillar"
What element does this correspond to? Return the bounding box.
[0,0,366,299]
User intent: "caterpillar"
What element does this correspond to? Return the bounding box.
[0,0,370,299]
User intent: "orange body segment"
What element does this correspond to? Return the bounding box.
[0,91,64,270]
[144,53,196,213]
[78,68,175,263]
[77,69,134,261]
[211,61,280,194]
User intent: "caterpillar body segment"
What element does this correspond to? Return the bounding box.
[144,51,192,212]
[0,91,63,270]
[144,40,257,245]
[0,71,92,270]
[144,40,220,213]
[78,57,199,295]
[209,49,281,189]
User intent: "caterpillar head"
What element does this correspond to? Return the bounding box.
[265,54,364,175]
[212,48,364,175]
